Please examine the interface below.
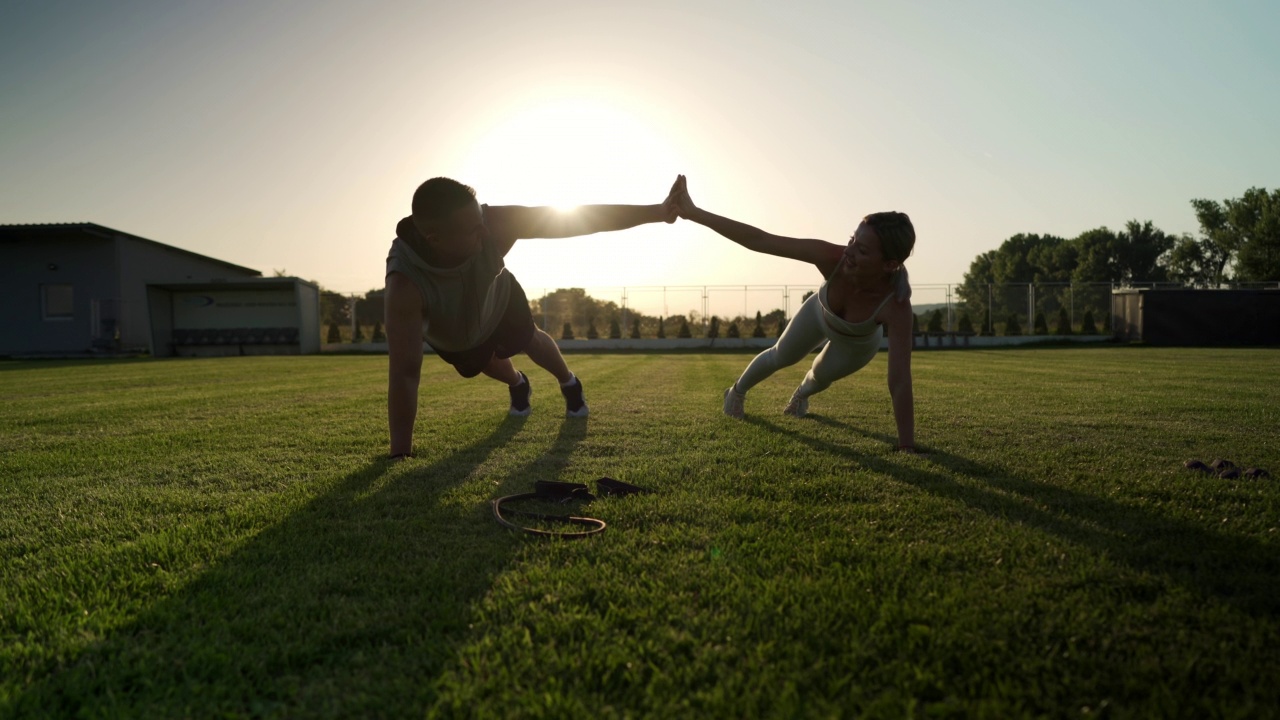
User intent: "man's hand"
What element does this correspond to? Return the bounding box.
[669,174,698,219]
[660,174,685,223]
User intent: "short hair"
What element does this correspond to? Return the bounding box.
[411,177,477,225]
[864,211,915,264]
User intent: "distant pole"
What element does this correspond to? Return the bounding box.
[1027,285,1034,333]
[987,284,993,334]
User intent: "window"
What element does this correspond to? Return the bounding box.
[42,284,74,320]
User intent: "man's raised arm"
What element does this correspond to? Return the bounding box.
[483,177,682,255]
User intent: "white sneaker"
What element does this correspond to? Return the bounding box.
[722,386,745,418]
[783,387,808,417]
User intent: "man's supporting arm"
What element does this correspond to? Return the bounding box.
[386,272,424,457]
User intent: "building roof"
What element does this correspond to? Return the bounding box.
[0,222,262,277]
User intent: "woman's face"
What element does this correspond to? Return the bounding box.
[838,222,888,276]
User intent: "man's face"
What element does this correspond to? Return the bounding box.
[423,201,486,262]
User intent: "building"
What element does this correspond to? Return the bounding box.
[1,223,319,357]
[1112,288,1280,345]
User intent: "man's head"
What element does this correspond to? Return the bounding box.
[411,177,486,262]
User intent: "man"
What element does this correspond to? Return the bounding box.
[385,176,680,459]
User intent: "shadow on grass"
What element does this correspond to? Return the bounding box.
[748,414,1280,618]
[10,413,590,716]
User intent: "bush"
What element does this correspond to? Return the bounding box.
[587,319,599,340]
[371,322,386,343]
[561,322,574,340]
[327,322,341,343]
[608,319,622,339]
[1033,311,1048,335]
[352,323,365,343]
[657,316,666,339]
[776,318,787,337]
[706,316,720,339]
[928,309,944,333]
[1081,310,1098,334]
[957,313,974,334]
[752,311,766,338]
[727,322,740,338]
[1055,308,1072,335]
[678,317,692,338]
[630,317,641,339]
[1005,314,1022,336]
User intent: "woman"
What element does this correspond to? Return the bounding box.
[673,176,917,452]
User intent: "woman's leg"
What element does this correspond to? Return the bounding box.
[733,292,827,394]
[724,294,827,417]
[784,332,881,416]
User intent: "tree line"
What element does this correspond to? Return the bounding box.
[315,285,791,343]
[956,187,1280,334]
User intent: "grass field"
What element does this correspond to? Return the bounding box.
[2,348,1279,718]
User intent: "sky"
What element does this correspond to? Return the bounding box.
[3,0,1278,316]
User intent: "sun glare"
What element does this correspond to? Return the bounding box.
[456,96,680,207]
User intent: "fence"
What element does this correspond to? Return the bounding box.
[328,281,1280,341]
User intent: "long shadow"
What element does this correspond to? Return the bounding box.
[747,414,1280,618]
[11,415,535,717]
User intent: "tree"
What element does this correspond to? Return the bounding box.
[1162,233,1217,287]
[326,322,341,343]
[957,312,974,334]
[587,318,599,339]
[1115,220,1174,283]
[1005,314,1022,336]
[775,318,787,337]
[1192,187,1280,282]
[927,309,944,333]
[706,316,720,339]
[371,321,386,343]
[352,323,364,343]
[1033,312,1048,335]
[678,317,692,338]
[630,317,641,339]
[1081,310,1098,334]
[561,322,574,340]
[1071,227,1121,283]
[656,316,666,339]
[727,322,740,338]
[1190,198,1239,284]
[609,318,622,339]
[752,311,766,338]
[1055,308,1072,335]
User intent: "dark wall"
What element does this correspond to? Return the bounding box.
[1116,290,1280,346]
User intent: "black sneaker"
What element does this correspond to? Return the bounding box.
[509,371,531,416]
[561,376,589,418]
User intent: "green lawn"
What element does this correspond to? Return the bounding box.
[2,349,1278,718]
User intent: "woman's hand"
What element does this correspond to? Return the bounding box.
[671,175,698,219]
[660,175,685,223]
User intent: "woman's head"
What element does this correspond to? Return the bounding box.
[863,211,915,266]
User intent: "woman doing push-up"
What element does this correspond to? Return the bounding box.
[672,175,917,452]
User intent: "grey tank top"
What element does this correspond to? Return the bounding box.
[385,207,512,352]
[818,281,894,344]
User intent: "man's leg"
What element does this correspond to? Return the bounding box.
[481,355,532,416]
[523,329,588,417]
[522,328,573,383]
